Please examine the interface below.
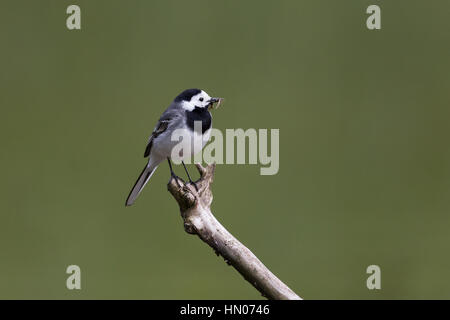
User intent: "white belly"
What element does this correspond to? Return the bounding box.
[152,127,211,161]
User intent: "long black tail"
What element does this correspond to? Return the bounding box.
[125,163,158,206]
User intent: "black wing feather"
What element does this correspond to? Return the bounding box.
[144,120,170,158]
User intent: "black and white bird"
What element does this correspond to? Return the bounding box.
[125,88,222,206]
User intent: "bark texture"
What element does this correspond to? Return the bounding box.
[167,163,302,300]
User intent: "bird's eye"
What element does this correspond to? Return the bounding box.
[199,98,204,102]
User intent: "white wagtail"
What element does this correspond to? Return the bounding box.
[125,88,222,206]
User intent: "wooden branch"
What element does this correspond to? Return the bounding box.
[167,163,302,300]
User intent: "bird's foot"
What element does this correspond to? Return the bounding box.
[170,173,182,187]
[188,180,199,192]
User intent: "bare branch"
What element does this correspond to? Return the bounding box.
[167,163,302,300]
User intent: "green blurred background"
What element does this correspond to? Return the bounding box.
[0,0,449,299]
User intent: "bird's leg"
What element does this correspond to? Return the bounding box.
[182,161,198,191]
[167,158,181,186]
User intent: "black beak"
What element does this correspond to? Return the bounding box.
[208,97,220,104]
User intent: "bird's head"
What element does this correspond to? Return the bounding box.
[174,88,222,111]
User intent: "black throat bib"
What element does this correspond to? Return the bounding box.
[186,107,212,134]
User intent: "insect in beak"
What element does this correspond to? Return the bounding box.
[208,97,224,110]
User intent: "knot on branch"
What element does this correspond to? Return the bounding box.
[167,163,216,233]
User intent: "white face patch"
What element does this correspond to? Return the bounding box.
[180,90,212,111]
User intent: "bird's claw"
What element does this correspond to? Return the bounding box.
[170,173,182,187]
[189,181,199,192]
